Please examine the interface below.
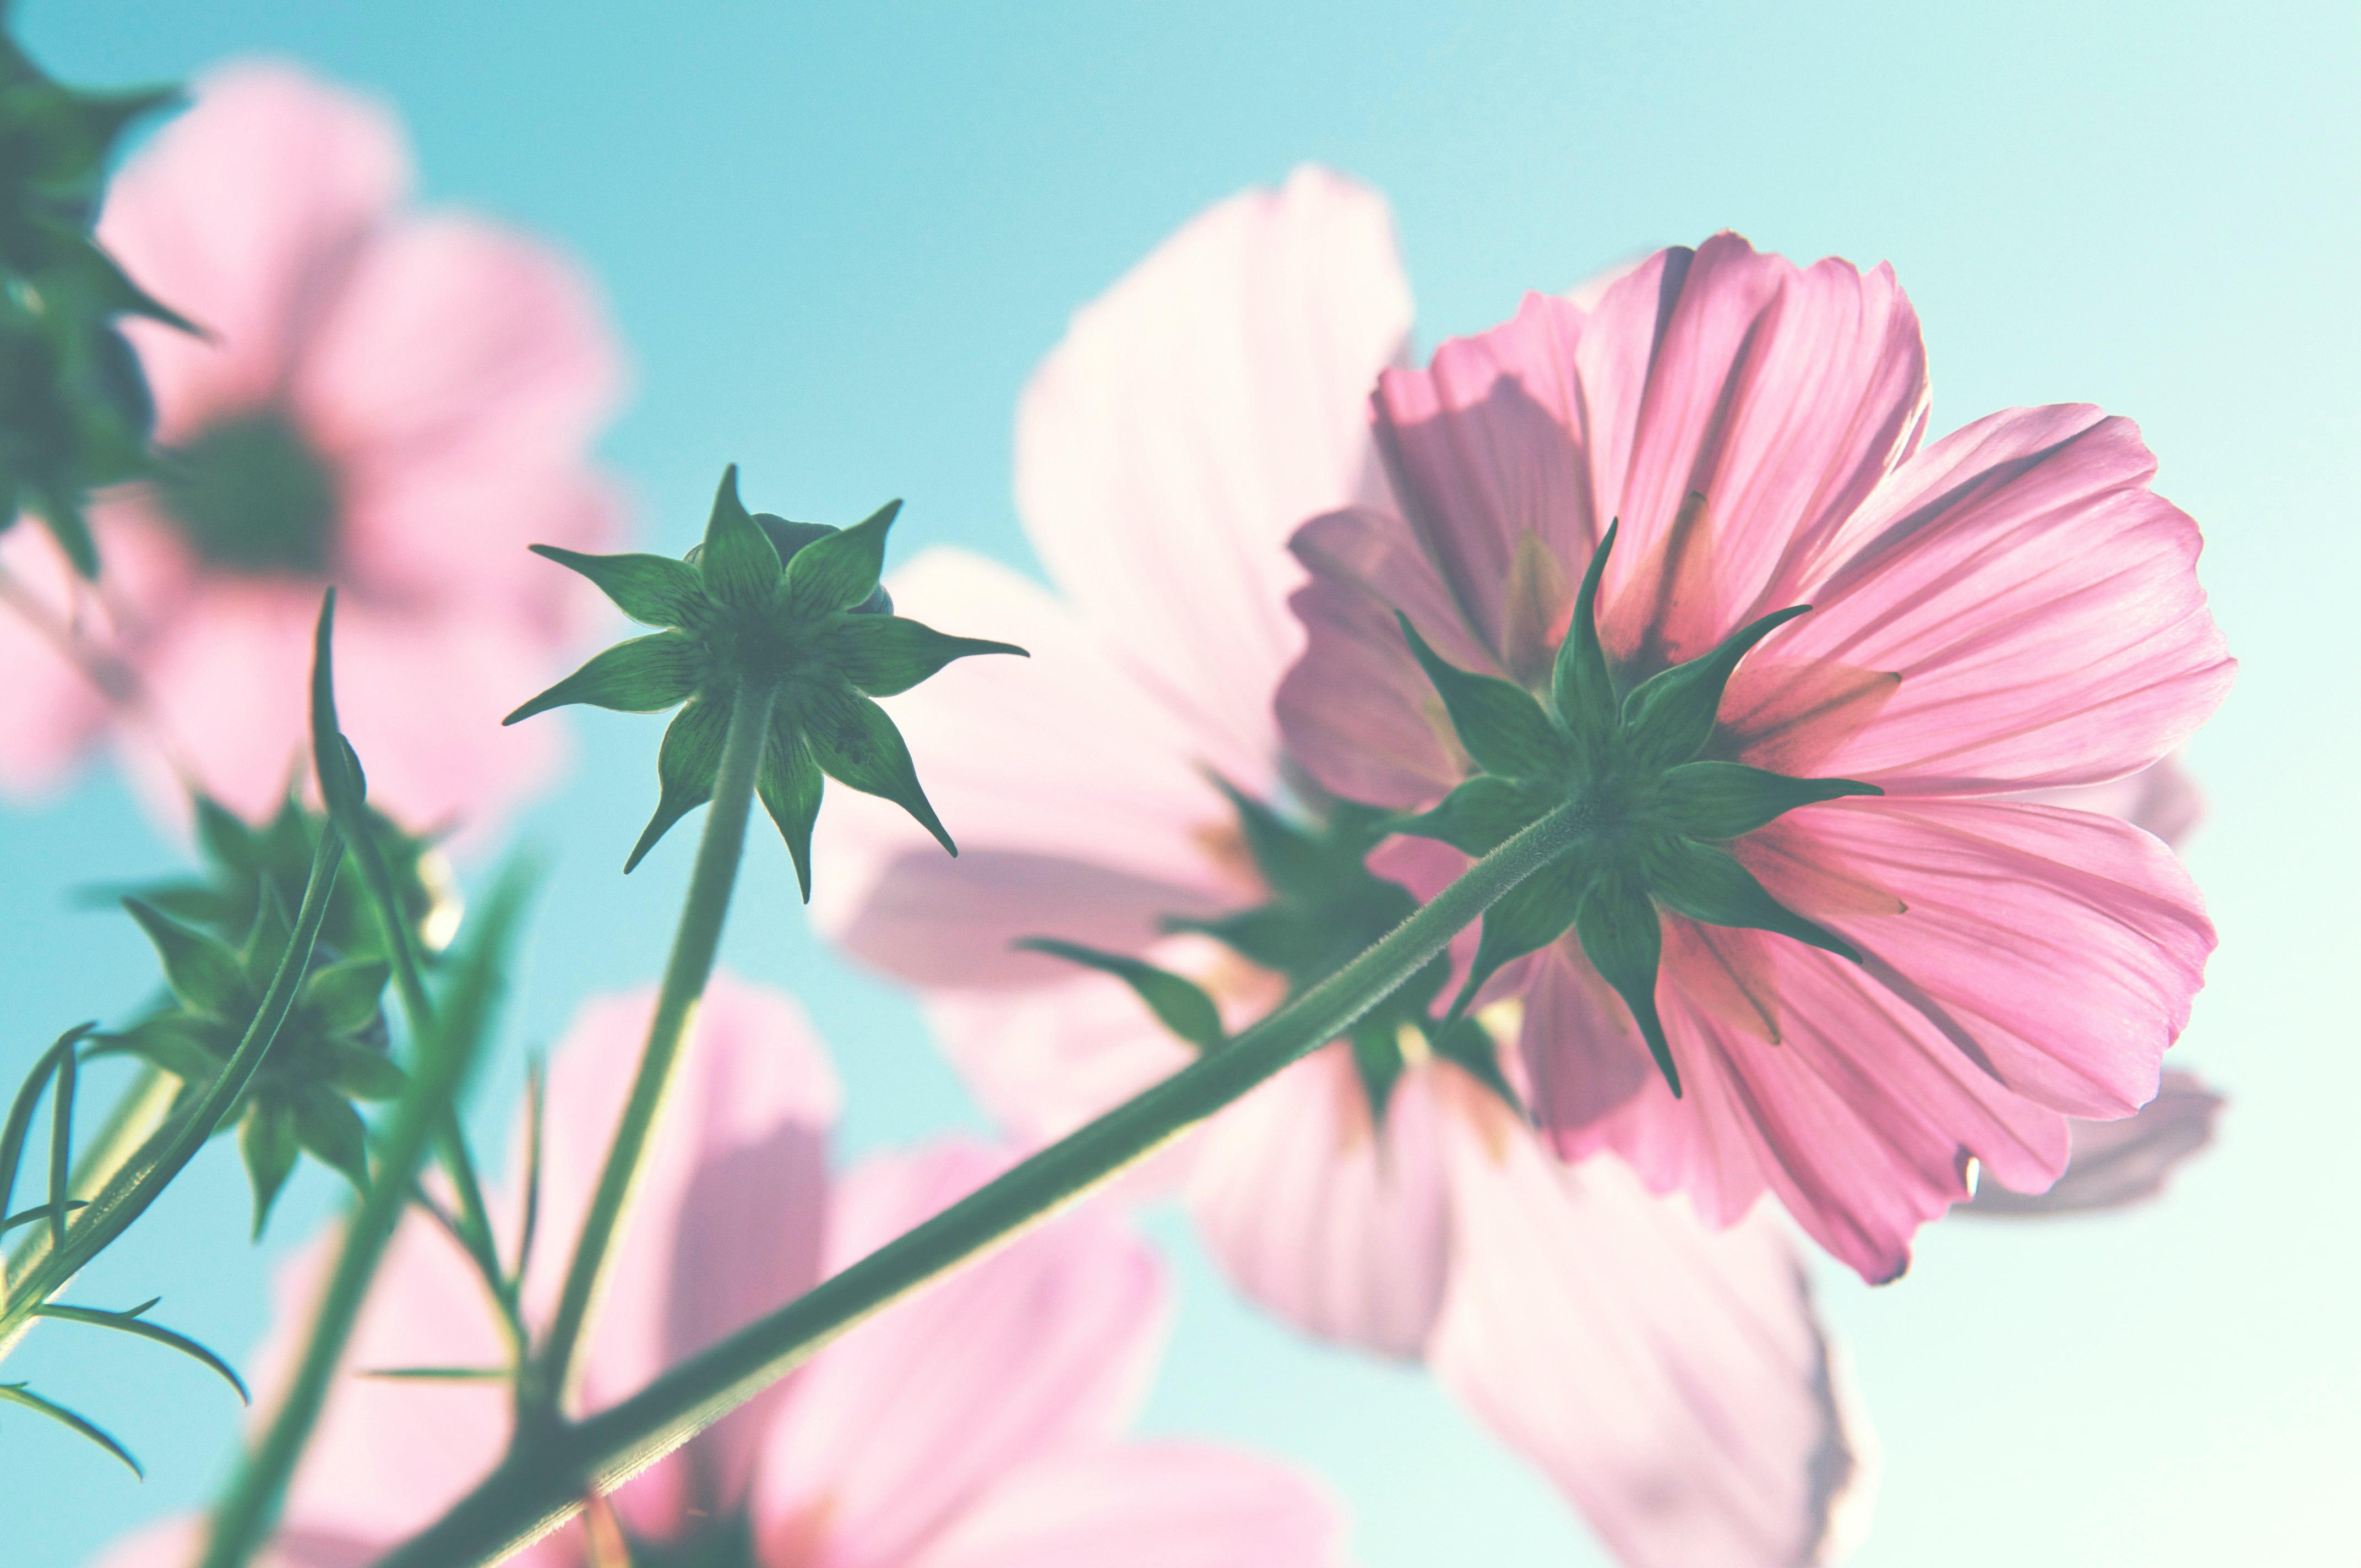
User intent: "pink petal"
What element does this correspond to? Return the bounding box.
[923,972,1196,1149]
[0,522,119,794]
[1277,504,1491,809]
[753,1143,1166,1568]
[1732,405,2234,792]
[1015,165,1411,790]
[1185,1046,1454,1357]
[2010,754,2205,848]
[525,973,841,1530]
[812,549,1243,987]
[905,1445,1348,1568]
[100,63,410,435]
[1430,1125,1874,1568]
[1969,1069,2223,1216]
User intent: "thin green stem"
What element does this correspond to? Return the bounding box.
[0,826,343,1358]
[522,678,779,1426]
[374,796,1587,1568]
[199,865,532,1568]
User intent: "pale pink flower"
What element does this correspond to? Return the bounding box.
[93,971,1343,1568]
[1278,235,2233,1281]
[0,62,623,833]
[813,169,1875,1567]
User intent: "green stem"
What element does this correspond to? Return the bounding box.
[374,796,1586,1568]
[199,865,532,1568]
[521,678,779,1426]
[0,827,343,1358]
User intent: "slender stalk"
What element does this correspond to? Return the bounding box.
[198,865,532,1568]
[375,796,1587,1568]
[521,679,779,1425]
[0,826,343,1358]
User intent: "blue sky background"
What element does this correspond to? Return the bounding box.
[4,1,2355,1563]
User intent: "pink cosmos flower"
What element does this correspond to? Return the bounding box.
[0,62,622,833]
[1277,234,2233,1282]
[812,169,1878,1567]
[93,971,1343,1568]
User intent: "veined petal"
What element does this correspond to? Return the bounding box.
[1432,1126,1874,1568]
[1016,165,1411,787]
[1185,1046,1454,1357]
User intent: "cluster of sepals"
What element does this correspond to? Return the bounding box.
[96,793,451,1234]
[1395,519,1882,1096]
[0,14,191,575]
[505,465,1025,895]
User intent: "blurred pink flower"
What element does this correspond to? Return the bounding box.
[93,971,1343,1568]
[1279,236,2233,1281]
[812,169,1876,1567]
[0,62,623,834]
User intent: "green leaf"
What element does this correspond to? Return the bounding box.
[503,631,705,726]
[784,498,900,617]
[1550,519,1620,749]
[826,613,1025,698]
[321,1039,407,1102]
[309,589,365,819]
[302,957,391,1036]
[755,720,825,902]
[0,1023,91,1223]
[1574,869,1679,1097]
[123,897,246,1016]
[526,545,706,628]
[1445,854,1589,1020]
[1400,775,1554,857]
[1397,613,1568,781]
[1618,604,1811,769]
[46,1035,75,1249]
[624,695,730,873]
[0,1382,142,1477]
[802,684,955,856]
[1014,939,1227,1053]
[292,1085,371,1192]
[241,1101,299,1239]
[85,1016,221,1083]
[31,1303,250,1404]
[358,1365,511,1382]
[1653,760,1883,840]
[696,465,782,613]
[1642,835,1860,962]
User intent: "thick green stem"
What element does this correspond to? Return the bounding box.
[374,797,1587,1568]
[522,679,778,1424]
[0,827,342,1356]
[199,866,532,1568]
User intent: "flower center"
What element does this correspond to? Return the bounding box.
[157,410,339,575]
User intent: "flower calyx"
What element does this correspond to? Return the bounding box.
[1396,518,1882,1097]
[505,465,1026,898]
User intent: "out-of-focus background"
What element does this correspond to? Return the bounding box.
[3,2,2354,1563]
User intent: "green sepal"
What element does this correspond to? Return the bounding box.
[624,695,729,873]
[291,1084,371,1192]
[30,1302,249,1404]
[784,498,900,617]
[1655,760,1882,840]
[0,1382,142,1477]
[241,1101,299,1238]
[302,957,392,1036]
[238,882,293,988]
[1397,613,1568,781]
[34,498,98,578]
[1574,869,1679,1097]
[755,721,824,903]
[123,896,246,1017]
[194,795,261,874]
[1015,938,1227,1053]
[320,1039,407,1102]
[1426,1015,1528,1118]
[697,465,784,613]
[1446,854,1589,1020]
[1162,906,1319,979]
[802,684,954,856]
[1642,835,1860,962]
[503,631,705,725]
[1400,775,1554,857]
[308,589,367,820]
[83,1017,217,1082]
[1619,604,1810,770]
[526,545,705,628]
[826,613,1025,698]
[1348,1016,1405,1124]
[1549,519,1619,750]
[1209,776,1327,894]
